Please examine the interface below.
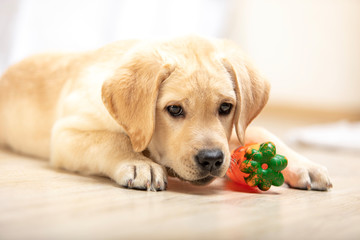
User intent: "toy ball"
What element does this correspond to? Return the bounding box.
[227,142,288,191]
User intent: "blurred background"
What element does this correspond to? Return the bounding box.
[1,0,359,150]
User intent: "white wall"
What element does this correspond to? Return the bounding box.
[1,0,359,114]
[228,0,360,113]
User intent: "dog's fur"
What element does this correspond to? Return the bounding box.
[0,36,332,191]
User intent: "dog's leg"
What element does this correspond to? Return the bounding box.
[238,127,332,191]
[50,118,167,191]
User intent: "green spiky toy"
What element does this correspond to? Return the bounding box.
[227,142,288,191]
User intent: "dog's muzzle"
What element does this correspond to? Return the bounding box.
[165,149,225,186]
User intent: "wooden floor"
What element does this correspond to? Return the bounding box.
[1,111,360,240]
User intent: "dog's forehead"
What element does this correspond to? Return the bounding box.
[158,67,236,105]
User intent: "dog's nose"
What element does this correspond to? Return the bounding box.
[195,149,224,172]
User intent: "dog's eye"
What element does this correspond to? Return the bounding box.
[167,105,184,117]
[219,103,233,115]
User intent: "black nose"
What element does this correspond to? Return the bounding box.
[195,149,224,172]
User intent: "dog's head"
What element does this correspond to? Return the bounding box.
[102,36,270,185]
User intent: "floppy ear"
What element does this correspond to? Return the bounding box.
[220,42,270,145]
[102,51,175,152]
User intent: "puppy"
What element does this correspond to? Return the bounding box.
[0,36,332,191]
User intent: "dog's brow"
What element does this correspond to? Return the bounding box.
[166,98,189,105]
[159,97,190,108]
[217,92,236,102]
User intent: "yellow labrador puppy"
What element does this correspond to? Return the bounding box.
[0,36,332,191]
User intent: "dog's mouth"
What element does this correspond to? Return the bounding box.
[166,167,217,186]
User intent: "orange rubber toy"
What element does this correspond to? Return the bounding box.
[227,142,288,191]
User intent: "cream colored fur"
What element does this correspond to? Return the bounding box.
[0,36,332,191]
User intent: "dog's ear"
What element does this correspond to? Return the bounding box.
[219,41,270,145]
[102,51,175,152]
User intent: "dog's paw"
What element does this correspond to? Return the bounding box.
[112,160,167,191]
[284,157,333,191]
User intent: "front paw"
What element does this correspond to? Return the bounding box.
[284,159,333,191]
[112,160,167,191]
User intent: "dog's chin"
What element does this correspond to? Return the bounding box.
[189,175,216,186]
[166,167,217,186]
